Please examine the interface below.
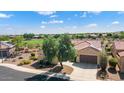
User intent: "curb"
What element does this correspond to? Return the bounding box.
[0,63,46,74]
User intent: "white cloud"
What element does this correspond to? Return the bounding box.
[49,20,63,24]
[72,26,77,29]
[41,21,47,24]
[0,13,13,18]
[118,11,124,14]
[41,20,63,25]
[80,12,87,18]
[67,18,71,20]
[50,15,58,18]
[86,23,98,28]
[74,14,78,17]
[112,21,120,25]
[37,11,56,15]
[6,27,13,30]
[80,11,101,18]
[40,25,46,29]
[87,11,102,15]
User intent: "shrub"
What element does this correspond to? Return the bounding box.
[18,60,31,66]
[39,59,55,68]
[109,57,118,68]
[31,53,35,57]
[24,60,31,64]
[30,56,38,61]
[24,49,29,53]
[106,47,111,52]
[18,56,23,59]
[99,53,108,71]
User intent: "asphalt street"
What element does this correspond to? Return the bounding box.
[0,66,36,81]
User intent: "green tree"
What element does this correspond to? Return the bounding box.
[109,57,118,69]
[42,36,58,64]
[119,32,124,39]
[0,36,9,41]
[58,34,76,69]
[23,33,35,39]
[99,52,108,71]
[78,34,85,39]
[53,34,61,38]
[11,36,24,51]
[112,33,119,39]
[107,33,112,37]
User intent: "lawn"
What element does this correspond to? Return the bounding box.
[21,39,43,48]
[23,39,43,45]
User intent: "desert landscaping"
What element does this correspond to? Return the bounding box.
[0,32,124,81]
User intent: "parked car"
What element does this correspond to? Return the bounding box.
[47,73,70,81]
[25,73,70,81]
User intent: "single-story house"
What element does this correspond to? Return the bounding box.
[0,41,15,58]
[33,35,43,39]
[72,40,102,64]
[112,41,124,72]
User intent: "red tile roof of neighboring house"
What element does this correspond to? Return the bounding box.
[118,51,124,57]
[72,40,102,51]
[114,41,124,50]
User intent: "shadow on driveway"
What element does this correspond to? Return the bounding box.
[108,67,117,74]
[72,62,96,69]
[118,72,124,80]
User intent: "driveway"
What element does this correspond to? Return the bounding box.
[0,66,36,81]
[63,62,97,81]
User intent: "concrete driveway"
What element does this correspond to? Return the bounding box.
[63,62,97,81]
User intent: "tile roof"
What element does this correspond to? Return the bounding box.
[72,40,102,51]
[0,41,15,49]
[118,51,124,57]
[114,41,124,50]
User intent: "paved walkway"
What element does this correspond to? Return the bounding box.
[63,62,97,81]
[0,63,46,74]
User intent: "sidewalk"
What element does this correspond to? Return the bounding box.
[0,63,46,74]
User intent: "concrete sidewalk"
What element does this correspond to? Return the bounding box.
[0,63,46,74]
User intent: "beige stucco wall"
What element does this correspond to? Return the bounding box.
[76,47,101,64]
[119,57,124,73]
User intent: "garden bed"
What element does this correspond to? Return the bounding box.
[49,65,73,75]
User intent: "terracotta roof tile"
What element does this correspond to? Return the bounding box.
[114,41,124,50]
[72,40,101,51]
[118,51,124,57]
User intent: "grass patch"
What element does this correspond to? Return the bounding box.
[22,39,43,45]
[20,39,43,48]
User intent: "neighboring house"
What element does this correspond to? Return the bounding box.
[33,35,43,39]
[0,41,15,58]
[72,40,102,64]
[112,41,124,72]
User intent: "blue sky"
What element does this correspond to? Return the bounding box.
[0,11,124,35]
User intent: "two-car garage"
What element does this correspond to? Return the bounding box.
[80,55,97,64]
[73,40,102,64]
[76,46,101,64]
